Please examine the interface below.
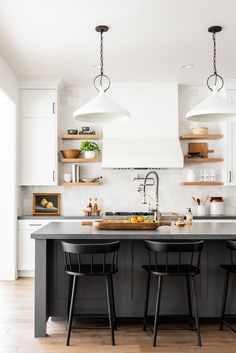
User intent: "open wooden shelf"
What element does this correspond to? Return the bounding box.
[184,157,223,163]
[180,134,223,140]
[182,182,224,186]
[60,158,100,163]
[62,134,100,140]
[62,181,100,186]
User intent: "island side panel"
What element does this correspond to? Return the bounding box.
[35,239,48,337]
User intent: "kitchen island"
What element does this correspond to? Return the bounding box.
[32,222,236,337]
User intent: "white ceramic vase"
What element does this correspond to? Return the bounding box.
[84,150,96,159]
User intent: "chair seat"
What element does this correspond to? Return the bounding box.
[220,264,236,273]
[142,264,199,276]
[65,264,118,276]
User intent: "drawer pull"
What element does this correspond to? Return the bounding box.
[30,224,42,227]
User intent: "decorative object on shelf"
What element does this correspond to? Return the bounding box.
[67,129,78,135]
[32,193,61,216]
[71,164,80,183]
[80,176,102,183]
[80,140,100,159]
[192,127,208,135]
[186,26,236,122]
[64,173,72,183]
[73,25,130,124]
[60,149,81,159]
[210,196,224,215]
[78,126,96,135]
[186,169,197,182]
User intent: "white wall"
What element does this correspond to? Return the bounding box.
[20,84,236,216]
[0,53,18,280]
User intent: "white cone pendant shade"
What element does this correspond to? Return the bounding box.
[73,25,130,124]
[73,88,130,123]
[186,86,236,122]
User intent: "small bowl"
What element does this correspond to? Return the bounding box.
[67,129,78,135]
[192,127,208,135]
[61,149,81,159]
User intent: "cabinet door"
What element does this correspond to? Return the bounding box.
[20,117,56,185]
[18,230,35,271]
[19,89,57,186]
[226,90,236,185]
[21,90,56,118]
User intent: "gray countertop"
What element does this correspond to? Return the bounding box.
[19,214,236,220]
[31,221,236,240]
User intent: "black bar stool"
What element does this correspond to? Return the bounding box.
[62,241,120,346]
[142,240,204,347]
[219,240,236,332]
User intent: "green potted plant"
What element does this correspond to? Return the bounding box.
[80,140,100,159]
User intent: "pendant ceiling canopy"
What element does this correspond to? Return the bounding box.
[73,25,130,124]
[186,26,236,123]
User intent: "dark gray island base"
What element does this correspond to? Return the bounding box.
[32,222,236,337]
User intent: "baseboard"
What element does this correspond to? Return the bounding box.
[0,267,17,280]
[17,270,35,278]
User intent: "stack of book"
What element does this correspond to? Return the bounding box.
[71,164,80,183]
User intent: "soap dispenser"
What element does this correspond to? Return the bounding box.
[186,208,193,226]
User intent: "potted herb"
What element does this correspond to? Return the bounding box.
[80,141,100,159]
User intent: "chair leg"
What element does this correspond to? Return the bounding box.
[66,275,73,331]
[143,271,151,331]
[219,271,230,330]
[106,276,115,346]
[66,275,78,346]
[186,275,194,330]
[153,275,163,347]
[109,275,117,330]
[190,276,201,346]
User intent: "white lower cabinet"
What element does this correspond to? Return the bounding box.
[18,220,50,276]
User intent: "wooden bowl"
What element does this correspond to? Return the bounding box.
[60,149,81,159]
[192,127,208,135]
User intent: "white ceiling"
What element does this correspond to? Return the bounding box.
[0,0,236,86]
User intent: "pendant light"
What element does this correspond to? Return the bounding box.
[186,26,236,122]
[73,25,130,124]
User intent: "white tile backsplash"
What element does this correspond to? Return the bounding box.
[19,85,236,216]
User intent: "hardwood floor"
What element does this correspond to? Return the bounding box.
[0,278,236,353]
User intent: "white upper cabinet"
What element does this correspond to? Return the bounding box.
[225,88,236,185]
[21,90,56,118]
[19,89,58,186]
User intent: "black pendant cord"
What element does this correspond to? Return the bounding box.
[207,26,224,92]
[94,25,111,92]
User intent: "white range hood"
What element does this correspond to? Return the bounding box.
[102,83,183,169]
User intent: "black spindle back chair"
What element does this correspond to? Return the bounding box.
[219,240,236,331]
[61,241,120,346]
[144,240,204,276]
[62,241,120,276]
[143,240,204,347]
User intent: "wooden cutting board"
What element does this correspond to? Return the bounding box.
[188,143,214,157]
[92,220,170,230]
[81,220,171,228]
